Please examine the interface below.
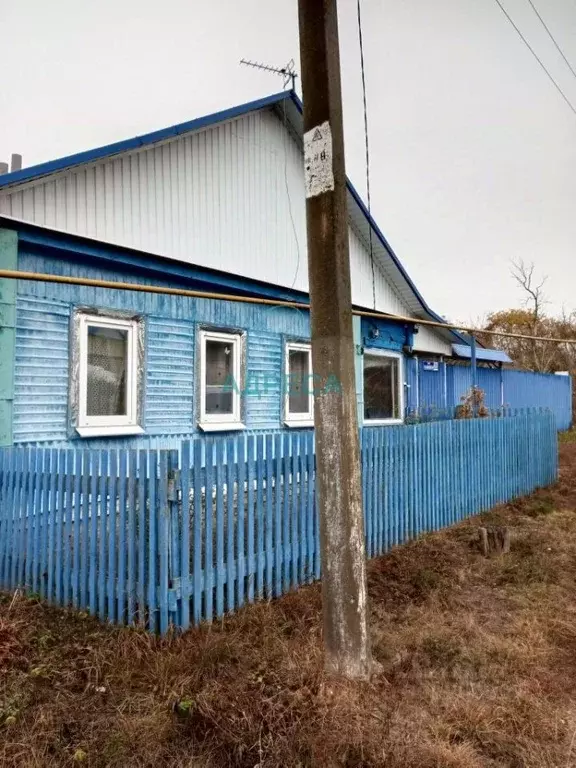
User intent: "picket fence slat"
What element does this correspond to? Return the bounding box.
[215,440,225,618]
[137,449,146,626]
[158,450,169,635]
[0,411,559,635]
[274,432,282,598]
[148,451,157,632]
[265,434,274,599]
[180,441,191,631]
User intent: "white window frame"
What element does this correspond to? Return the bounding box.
[284,342,314,428]
[77,313,142,438]
[198,329,245,432]
[363,348,405,426]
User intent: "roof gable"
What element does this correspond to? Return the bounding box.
[0,90,466,345]
[0,91,292,189]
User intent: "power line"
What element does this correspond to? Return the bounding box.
[525,0,576,83]
[356,0,377,310]
[492,0,576,118]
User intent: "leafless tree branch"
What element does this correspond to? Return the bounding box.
[510,260,549,370]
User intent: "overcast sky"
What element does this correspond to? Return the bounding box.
[1,0,575,323]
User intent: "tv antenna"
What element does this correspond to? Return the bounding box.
[239,58,298,91]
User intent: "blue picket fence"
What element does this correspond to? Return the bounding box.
[0,410,558,633]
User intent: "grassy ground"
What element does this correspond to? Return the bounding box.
[3,443,576,767]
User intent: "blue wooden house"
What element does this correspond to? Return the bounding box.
[0,91,570,447]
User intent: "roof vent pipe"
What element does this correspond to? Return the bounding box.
[0,162,8,175]
[10,154,22,172]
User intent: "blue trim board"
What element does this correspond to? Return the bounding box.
[0,88,467,347]
[2,216,310,306]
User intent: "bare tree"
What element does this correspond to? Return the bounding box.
[510,260,555,371]
[511,260,548,321]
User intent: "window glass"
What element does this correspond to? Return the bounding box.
[86,325,128,417]
[288,348,310,414]
[364,354,400,421]
[205,339,234,415]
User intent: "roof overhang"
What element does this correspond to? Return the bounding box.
[452,344,512,364]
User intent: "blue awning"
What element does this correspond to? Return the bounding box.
[452,344,512,364]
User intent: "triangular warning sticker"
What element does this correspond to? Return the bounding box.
[312,128,323,140]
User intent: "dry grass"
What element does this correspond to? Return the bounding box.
[3,443,576,767]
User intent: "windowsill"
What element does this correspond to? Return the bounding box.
[284,420,314,428]
[363,419,404,427]
[76,425,145,438]
[198,422,246,433]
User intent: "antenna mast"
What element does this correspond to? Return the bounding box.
[239,58,298,91]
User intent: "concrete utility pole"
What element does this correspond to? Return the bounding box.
[297,0,371,680]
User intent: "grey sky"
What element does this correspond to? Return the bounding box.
[1,0,575,323]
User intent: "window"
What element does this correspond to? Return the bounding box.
[199,330,244,431]
[363,350,404,424]
[285,342,314,426]
[77,313,142,437]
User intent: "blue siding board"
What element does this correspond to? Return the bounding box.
[146,318,195,434]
